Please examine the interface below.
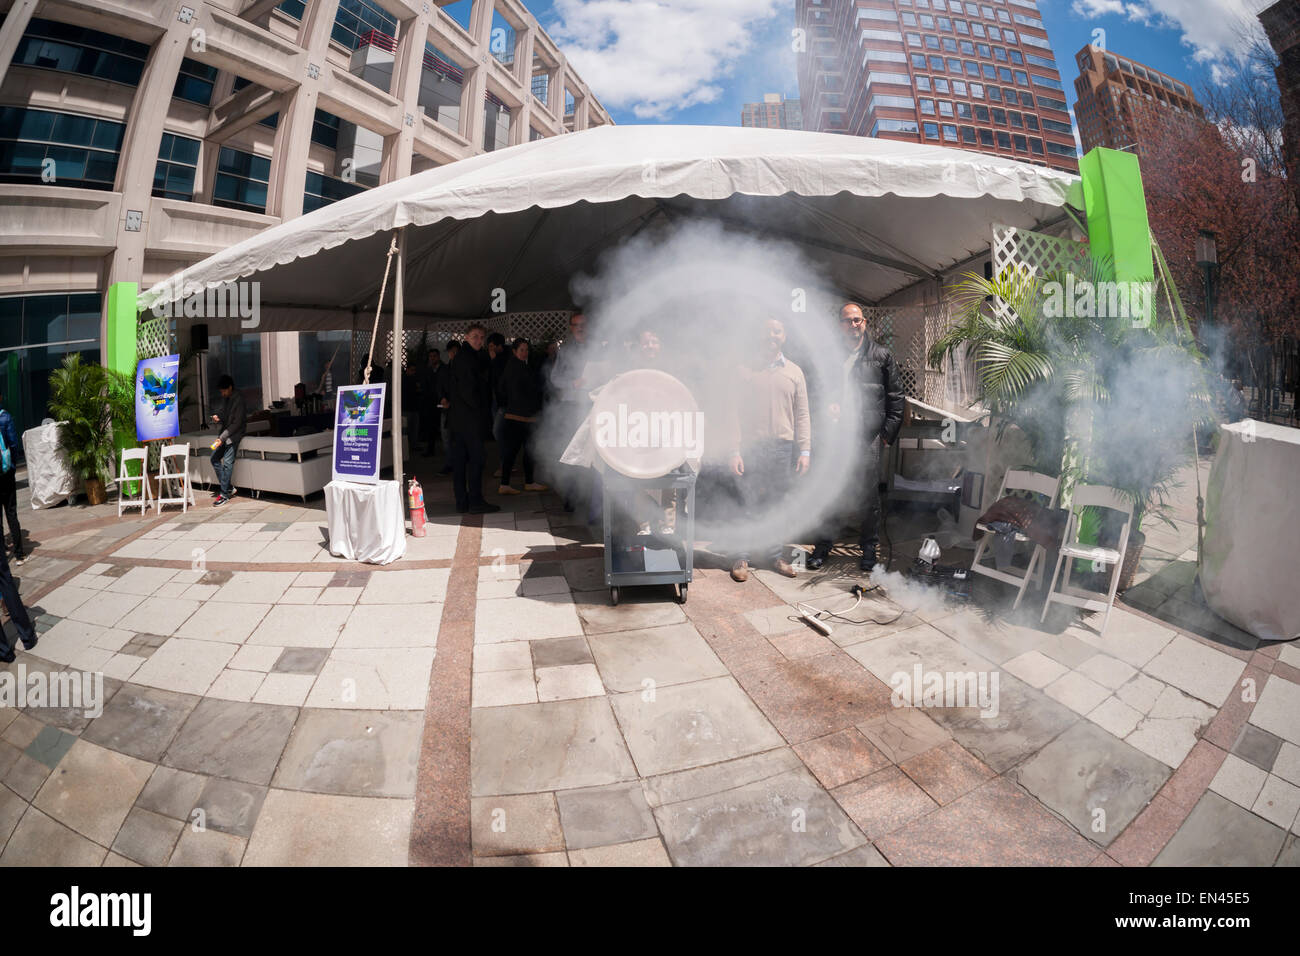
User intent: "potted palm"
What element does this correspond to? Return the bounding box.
[47,354,135,505]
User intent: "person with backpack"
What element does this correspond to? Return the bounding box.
[0,401,25,564]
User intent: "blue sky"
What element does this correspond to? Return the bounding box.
[521,0,1272,128]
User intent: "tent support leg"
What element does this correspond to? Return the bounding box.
[392,226,406,515]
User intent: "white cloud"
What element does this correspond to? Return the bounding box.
[545,0,786,120]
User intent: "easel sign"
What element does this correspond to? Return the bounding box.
[332,383,385,484]
[135,354,181,443]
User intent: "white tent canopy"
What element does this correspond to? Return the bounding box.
[141,125,1079,333]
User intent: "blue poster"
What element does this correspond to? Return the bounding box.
[332,383,385,483]
[135,354,180,443]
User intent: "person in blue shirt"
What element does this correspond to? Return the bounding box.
[0,402,24,564]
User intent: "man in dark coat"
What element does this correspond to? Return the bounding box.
[808,302,905,573]
[446,324,499,514]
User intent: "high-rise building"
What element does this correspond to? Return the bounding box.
[0,0,608,434]
[795,0,1078,172]
[1259,0,1300,196]
[1072,46,1207,157]
[742,93,803,129]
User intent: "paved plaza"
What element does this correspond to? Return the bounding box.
[0,459,1297,867]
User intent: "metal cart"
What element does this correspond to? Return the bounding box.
[601,466,697,605]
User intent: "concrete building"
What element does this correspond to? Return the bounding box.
[1072,45,1206,157]
[741,93,802,129]
[1260,0,1300,201]
[795,0,1078,172]
[0,0,609,434]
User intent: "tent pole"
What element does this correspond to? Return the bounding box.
[392,226,406,502]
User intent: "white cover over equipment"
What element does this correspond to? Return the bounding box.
[324,479,407,565]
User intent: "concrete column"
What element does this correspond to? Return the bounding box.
[380,11,429,183]
[510,27,534,146]
[0,0,38,88]
[549,54,565,119]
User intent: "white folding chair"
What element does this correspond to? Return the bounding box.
[1040,484,1133,637]
[156,443,196,514]
[117,447,151,517]
[969,469,1061,609]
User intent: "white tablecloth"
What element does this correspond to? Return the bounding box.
[22,422,78,509]
[1202,420,1300,641]
[324,479,406,564]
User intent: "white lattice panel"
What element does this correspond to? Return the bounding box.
[350,311,574,380]
[136,315,173,362]
[992,224,1088,280]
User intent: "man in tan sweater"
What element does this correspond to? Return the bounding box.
[729,318,812,582]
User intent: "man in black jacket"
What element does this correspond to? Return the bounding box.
[446,325,499,514]
[210,374,247,506]
[808,302,905,573]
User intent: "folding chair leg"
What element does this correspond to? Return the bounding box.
[1012,545,1040,610]
[1041,551,1066,623]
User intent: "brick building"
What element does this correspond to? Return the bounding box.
[1072,45,1206,158]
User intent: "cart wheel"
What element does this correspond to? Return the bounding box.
[610,586,620,606]
[677,584,688,605]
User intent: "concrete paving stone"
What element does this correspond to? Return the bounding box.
[115,597,201,638]
[207,669,265,702]
[1077,654,1138,690]
[272,647,330,675]
[573,590,688,635]
[0,784,25,845]
[612,675,786,776]
[555,781,658,851]
[793,727,892,790]
[253,673,316,707]
[336,603,440,649]
[360,568,451,605]
[878,776,1100,866]
[471,697,637,796]
[68,645,114,672]
[1088,696,1144,738]
[273,708,422,798]
[857,707,952,764]
[1014,720,1171,847]
[243,789,412,866]
[831,766,938,841]
[474,641,533,673]
[474,851,569,867]
[203,541,266,563]
[844,622,998,688]
[111,806,184,866]
[587,623,728,693]
[471,792,564,856]
[174,602,272,644]
[929,609,1046,665]
[1154,791,1287,866]
[281,587,322,605]
[317,586,363,605]
[567,838,671,867]
[561,558,606,592]
[168,826,246,867]
[1252,774,1300,831]
[1279,644,1300,670]
[656,765,866,866]
[1115,672,1165,715]
[1209,754,1269,809]
[641,748,801,809]
[209,571,299,605]
[307,647,435,710]
[294,572,334,588]
[0,807,106,866]
[21,618,103,666]
[1250,675,1300,745]
[736,651,895,745]
[925,673,1080,774]
[130,638,236,696]
[1278,834,1300,865]
[529,636,592,670]
[153,581,191,599]
[1143,635,1246,706]
[227,644,283,672]
[1003,650,1069,689]
[111,540,155,560]
[137,766,208,823]
[106,566,179,596]
[33,738,153,846]
[1067,610,1176,668]
[25,725,76,769]
[536,663,605,702]
[476,592,584,644]
[91,627,135,653]
[163,698,297,786]
[81,684,199,763]
[816,844,891,867]
[1274,743,1300,787]
[253,540,327,564]
[247,604,352,649]
[32,584,98,618]
[742,603,810,639]
[3,751,50,801]
[519,576,571,597]
[1044,671,1111,716]
[65,591,145,628]
[899,740,995,806]
[193,777,268,839]
[65,573,111,592]
[473,669,537,707]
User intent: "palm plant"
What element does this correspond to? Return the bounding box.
[47,354,134,489]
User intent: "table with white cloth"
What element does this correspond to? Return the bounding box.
[1201,419,1300,641]
[324,479,406,564]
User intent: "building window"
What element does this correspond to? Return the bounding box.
[303,170,366,213]
[919,98,936,115]
[1046,141,1078,158]
[978,128,994,146]
[0,107,123,190]
[935,78,950,93]
[974,104,990,122]
[1008,111,1023,128]
[988,86,1002,102]
[213,147,271,213]
[1029,138,1044,155]
[956,102,972,119]
[12,19,148,87]
[153,132,200,201]
[939,101,954,117]
[996,130,1011,148]
[174,58,219,106]
[871,118,921,136]
[923,122,940,140]
[991,107,1006,125]
[1013,134,1028,151]
[916,75,931,91]
[925,35,940,50]
[0,292,103,435]
[311,109,342,150]
[1025,114,1039,131]
[942,123,958,141]
[331,0,398,51]
[960,125,976,143]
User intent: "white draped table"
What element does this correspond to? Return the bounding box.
[324,479,406,564]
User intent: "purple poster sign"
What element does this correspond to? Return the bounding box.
[332,383,385,483]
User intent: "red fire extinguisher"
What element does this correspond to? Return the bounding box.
[408,477,426,537]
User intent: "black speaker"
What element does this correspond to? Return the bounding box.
[192,323,208,352]
[984,261,994,280]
